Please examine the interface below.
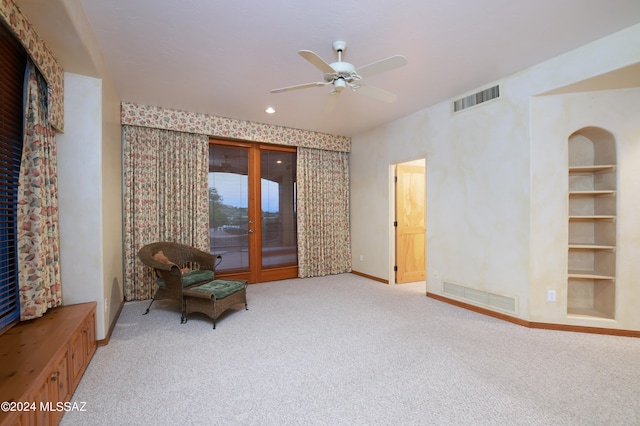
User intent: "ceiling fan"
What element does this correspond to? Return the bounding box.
[270,41,408,108]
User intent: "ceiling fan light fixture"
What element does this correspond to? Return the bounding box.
[334,78,346,92]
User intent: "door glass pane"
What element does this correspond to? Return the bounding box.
[208,145,249,272]
[261,150,297,268]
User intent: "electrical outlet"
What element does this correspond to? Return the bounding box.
[104,298,109,312]
[359,255,364,262]
[432,270,440,286]
[547,290,556,302]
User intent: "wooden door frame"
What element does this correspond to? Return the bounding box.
[209,139,298,283]
[389,158,426,285]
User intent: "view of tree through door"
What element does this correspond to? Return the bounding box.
[209,140,298,283]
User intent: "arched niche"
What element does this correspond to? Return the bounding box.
[568,126,616,167]
[567,126,616,319]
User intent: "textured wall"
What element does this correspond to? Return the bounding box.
[350,23,640,329]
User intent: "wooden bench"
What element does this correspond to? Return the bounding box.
[0,303,96,426]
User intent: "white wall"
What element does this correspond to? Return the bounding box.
[56,72,122,341]
[350,23,640,328]
[57,73,106,335]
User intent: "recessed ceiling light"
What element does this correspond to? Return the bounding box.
[265,107,276,114]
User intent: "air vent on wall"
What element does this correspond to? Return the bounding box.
[443,281,516,314]
[452,84,500,112]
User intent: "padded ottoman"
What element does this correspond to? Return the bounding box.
[182,279,248,328]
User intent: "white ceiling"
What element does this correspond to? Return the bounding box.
[16,0,640,137]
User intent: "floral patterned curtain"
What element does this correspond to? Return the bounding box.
[18,62,62,320]
[297,147,351,277]
[122,125,209,300]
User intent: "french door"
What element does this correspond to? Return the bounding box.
[208,139,298,283]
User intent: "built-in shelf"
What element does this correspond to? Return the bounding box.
[567,127,617,320]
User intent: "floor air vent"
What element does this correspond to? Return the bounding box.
[452,84,500,112]
[443,281,516,314]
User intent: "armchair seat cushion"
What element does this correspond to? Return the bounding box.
[157,269,214,288]
[188,279,246,299]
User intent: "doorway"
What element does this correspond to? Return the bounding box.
[393,159,426,284]
[209,139,298,283]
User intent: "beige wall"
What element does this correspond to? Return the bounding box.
[350,23,640,329]
[530,88,640,330]
[100,74,123,338]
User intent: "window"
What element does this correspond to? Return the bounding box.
[0,21,27,334]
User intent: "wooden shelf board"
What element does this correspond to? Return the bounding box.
[568,244,615,250]
[568,165,616,173]
[568,215,615,221]
[568,271,615,280]
[567,306,614,320]
[568,190,615,196]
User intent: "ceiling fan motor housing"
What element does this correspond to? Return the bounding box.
[326,61,357,81]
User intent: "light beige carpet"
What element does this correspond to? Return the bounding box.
[61,274,640,425]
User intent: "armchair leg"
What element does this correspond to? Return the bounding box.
[181,298,188,324]
[142,296,156,315]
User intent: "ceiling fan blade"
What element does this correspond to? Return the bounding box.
[355,55,408,78]
[299,50,335,74]
[270,81,329,93]
[324,91,341,112]
[355,82,398,103]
